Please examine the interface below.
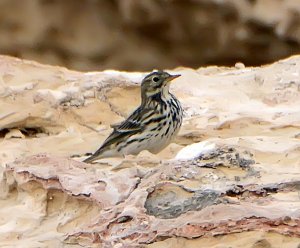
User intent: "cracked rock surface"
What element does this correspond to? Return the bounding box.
[1,55,300,247]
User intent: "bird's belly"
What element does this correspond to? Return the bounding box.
[121,119,181,155]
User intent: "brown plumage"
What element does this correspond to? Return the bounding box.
[84,70,183,163]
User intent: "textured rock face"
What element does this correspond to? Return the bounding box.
[1,55,300,247]
[0,0,300,71]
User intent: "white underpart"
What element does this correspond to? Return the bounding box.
[100,119,181,158]
[175,141,216,160]
[123,102,181,155]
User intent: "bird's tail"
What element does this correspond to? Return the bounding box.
[81,138,119,163]
[82,155,97,163]
[82,148,106,163]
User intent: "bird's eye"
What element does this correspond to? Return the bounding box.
[152,77,159,82]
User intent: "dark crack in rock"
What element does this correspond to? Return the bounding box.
[145,183,220,219]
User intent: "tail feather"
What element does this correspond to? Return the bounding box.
[82,146,107,163]
[82,155,97,163]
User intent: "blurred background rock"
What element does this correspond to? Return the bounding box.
[0,0,299,71]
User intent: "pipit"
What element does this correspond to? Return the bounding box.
[83,70,183,163]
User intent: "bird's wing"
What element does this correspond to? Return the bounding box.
[110,106,152,132]
[103,106,155,146]
[84,107,152,162]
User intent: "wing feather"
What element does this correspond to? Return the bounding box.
[84,106,153,162]
[110,106,153,132]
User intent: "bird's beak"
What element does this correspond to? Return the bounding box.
[166,74,181,82]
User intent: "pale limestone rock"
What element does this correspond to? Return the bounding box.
[175,140,216,160]
[4,128,25,139]
[0,55,300,247]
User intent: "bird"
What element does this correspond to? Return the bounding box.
[83,70,183,163]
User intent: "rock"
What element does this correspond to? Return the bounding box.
[1,55,300,247]
[4,128,25,139]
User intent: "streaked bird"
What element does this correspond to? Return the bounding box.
[83,70,183,163]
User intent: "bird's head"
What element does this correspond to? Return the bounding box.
[141,71,180,100]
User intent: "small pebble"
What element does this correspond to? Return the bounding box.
[235,62,245,69]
